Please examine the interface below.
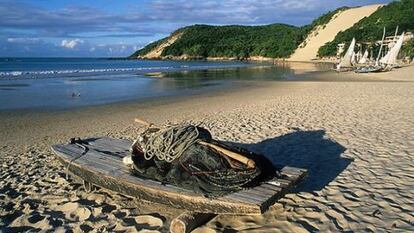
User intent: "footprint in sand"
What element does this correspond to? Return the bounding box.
[54,202,91,221]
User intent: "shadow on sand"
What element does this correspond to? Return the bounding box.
[226,130,352,192]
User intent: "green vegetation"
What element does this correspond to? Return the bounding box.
[132,24,304,59]
[401,39,414,58]
[302,7,350,35]
[132,1,414,60]
[130,6,351,59]
[162,24,304,58]
[318,0,414,57]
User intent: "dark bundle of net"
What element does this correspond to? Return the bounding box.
[130,124,278,197]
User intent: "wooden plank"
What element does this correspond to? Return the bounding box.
[53,146,121,175]
[223,166,307,211]
[58,144,123,168]
[54,142,126,169]
[53,144,80,159]
[80,151,124,166]
[223,192,262,204]
[243,188,273,201]
[280,167,306,178]
[100,137,132,147]
[88,140,130,155]
[96,138,131,153]
[53,144,132,179]
[54,149,258,214]
[86,145,129,159]
[273,179,290,188]
[52,137,308,214]
[259,183,282,193]
[249,185,280,197]
[282,174,301,182]
[65,137,130,158]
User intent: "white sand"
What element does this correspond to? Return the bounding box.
[1,66,413,232]
[289,5,383,62]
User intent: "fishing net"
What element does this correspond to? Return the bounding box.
[130,124,276,197]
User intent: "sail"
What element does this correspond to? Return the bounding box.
[351,52,356,64]
[386,32,405,66]
[359,50,369,64]
[380,41,393,64]
[338,38,356,68]
[380,49,391,64]
[356,51,362,63]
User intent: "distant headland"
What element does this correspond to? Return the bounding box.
[131,1,414,62]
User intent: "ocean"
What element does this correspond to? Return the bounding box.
[0,58,295,111]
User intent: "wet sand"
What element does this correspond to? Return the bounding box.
[1,65,413,232]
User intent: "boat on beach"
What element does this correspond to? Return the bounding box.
[52,137,306,214]
[51,120,307,232]
[355,28,406,73]
[355,65,383,73]
[336,38,356,72]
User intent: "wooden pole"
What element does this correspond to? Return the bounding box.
[198,141,255,169]
[376,27,386,66]
[134,118,153,127]
[170,212,216,233]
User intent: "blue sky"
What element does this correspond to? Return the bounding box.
[0,0,392,57]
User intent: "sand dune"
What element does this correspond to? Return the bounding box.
[289,5,383,62]
[139,33,182,59]
[0,66,413,232]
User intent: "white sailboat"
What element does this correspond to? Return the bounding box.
[351,51,356,64]
[358,49,369,64]
[337,38,356,71]
[384,32,405,69]
[356,30,405,73]
[355,28,386,73]
[380,27,401,66]
[356,50,363,63]
[380,49,391,64]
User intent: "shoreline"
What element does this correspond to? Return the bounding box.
[2,65,413,146]
[131,55,338,64]
[1,65,413,232]
[4,61,410,113]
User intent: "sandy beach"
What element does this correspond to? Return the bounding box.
[1,65,414,232]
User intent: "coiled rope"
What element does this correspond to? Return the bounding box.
[134,123,262,196]
[142,124,200,163]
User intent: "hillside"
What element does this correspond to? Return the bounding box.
[130,24,305,60]
[130,4,385,60]
[289,5,382,61]
[318,0,414,57]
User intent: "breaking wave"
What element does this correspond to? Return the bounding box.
[0,66,175,78]
[0,64,245,79]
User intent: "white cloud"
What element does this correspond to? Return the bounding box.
[61,39,84,49]
[2,37,142,57]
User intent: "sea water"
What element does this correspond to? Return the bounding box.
[0,58,292,111]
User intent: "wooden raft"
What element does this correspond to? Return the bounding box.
[51,137,307,215]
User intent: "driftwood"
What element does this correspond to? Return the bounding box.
[170,212,216,233]
[133,118,256,168]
